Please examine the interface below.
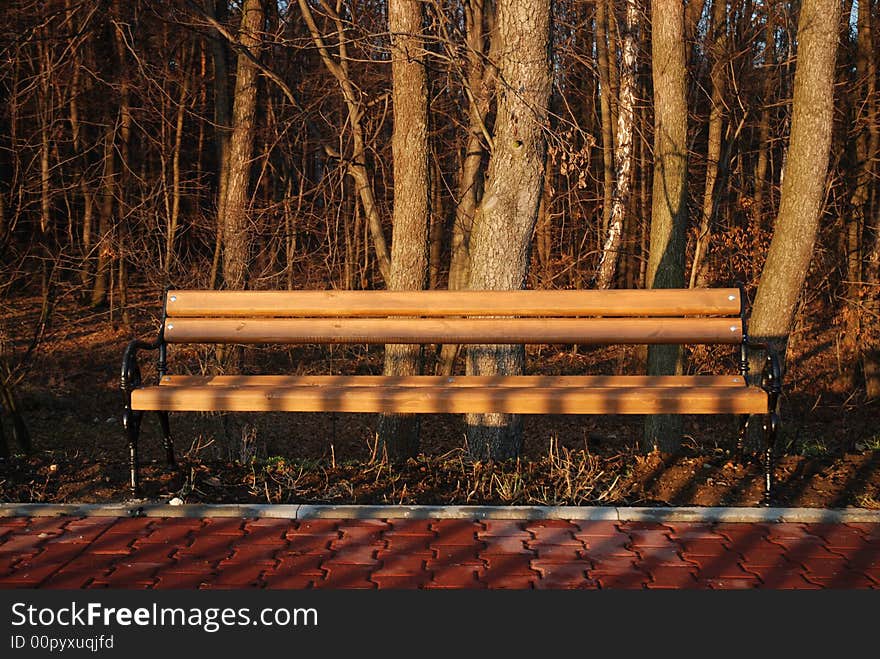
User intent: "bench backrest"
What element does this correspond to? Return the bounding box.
[161,289,744,345]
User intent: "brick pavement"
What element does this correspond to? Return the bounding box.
[0,516,877,589]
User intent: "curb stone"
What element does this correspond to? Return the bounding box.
[1,503,879,523]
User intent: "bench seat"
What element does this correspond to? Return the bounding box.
[131,375,767,415]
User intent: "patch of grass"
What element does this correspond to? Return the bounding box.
[855,436,880,452]
[798,438,829,458]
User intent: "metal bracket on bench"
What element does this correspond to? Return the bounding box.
[735,282,783,505]
[744,339,783,505]
[736,282,750,379]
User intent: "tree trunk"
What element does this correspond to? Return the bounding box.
[112,2,131,327]
[690,0,727,288]
[643,0,689,454]
[596,0,615,234]
[378,0,430,460]
[845,0,877,385]
[749,0,841,375]
[166,49,190,273]
[438,0,498,376]
[429,156,444,290]
[595,0,639,289]
[207,0,231,289]
[220,0,263,290]
[465,0,551,460]
[753,1,777,215]
[864,208,880,397]
[90,125,115,308]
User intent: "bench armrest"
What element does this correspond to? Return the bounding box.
[121,337,163,394]
[122,289,170,396]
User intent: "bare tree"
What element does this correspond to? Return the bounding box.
[643,0,688,453]
[378,0,431,458]
[689,0,728,288]
[437,0,498,376]
[594,0,640,289]
[220,0,264,289]
[465,0,551,459]
[749,0,841,374]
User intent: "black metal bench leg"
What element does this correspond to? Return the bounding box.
[123,409,143,496]
[735,415,749,465]
[158,412,176,466]
[762,412,779,506]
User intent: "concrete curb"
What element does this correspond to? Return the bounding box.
[2,503,880,523]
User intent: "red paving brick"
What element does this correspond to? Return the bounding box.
[431,546,485,565]
[272,555,325,575]
[242,523,292,544]
[428,520,481,545]
[808,574,877,589]
[702,577,760,589]
[211,564,268,587]
[316,565,375,589]
[480,572,537,589]
[0,515,877,590]
[592,571,650,589]
[578,533,634,555]
[527,527,584,546]
[383,535,434,555]
[0,534,49,554]
[202,519,246,536]
[262,573,317,589]
[529,544,582,562]
[226,544,281,564]
[842,523,880,541]
[646,566,700,589]
[104,518,155,535]
[803,524,870,548]
[572,521,620,536]
[676,539,729,556]
[481,536,535,555]
[154,573,210,589]
[384,520,434,536]
[426,565,485,589]
[479,520,527,536]
[284,534,335,554]
[323,545,380,565]
[533,563,598,589]
[371,574,432,589]
[482,554,535,574]
[41,571,96,589]
[373,555,426,576]
[626,530,674,547]
[687,554,755,580]
[754,574,824,589]
[636,546,696,569]
[289,520,340,535]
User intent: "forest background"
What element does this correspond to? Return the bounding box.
[1,0,878,507]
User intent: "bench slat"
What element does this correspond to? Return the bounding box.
[159,374,748,388]
[163,317,743,345]
[166,289,741,318]
[132,384,768,414]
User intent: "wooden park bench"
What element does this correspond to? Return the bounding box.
[121,287,782,502]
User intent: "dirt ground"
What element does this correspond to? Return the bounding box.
[1,286,878,508]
